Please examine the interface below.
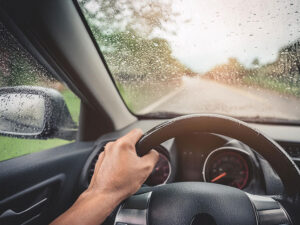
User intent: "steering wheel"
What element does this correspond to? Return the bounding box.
[113,114,300,225]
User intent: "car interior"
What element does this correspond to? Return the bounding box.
[0,0,300,225]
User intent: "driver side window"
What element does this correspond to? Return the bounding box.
[0,22,80,161]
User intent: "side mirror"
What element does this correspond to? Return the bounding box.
[0,86,77,140]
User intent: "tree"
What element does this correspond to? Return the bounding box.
[78,0,193,83]
[251,58,260,68]
[79,0,177,36]
[0,22,51,87]
[203,58,246,84]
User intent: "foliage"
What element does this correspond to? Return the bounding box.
[204,58,247,85]
[203,39,300,96]
[243,75,300,97]
[0,22,54,87]
[79,0,177,36]
[252,41,300,86]
[79,0,194,84]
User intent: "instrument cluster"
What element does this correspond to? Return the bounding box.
[176,132,260,191]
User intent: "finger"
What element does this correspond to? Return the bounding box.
[89,151,105,188]
[91,141,113,187]
[141,149,159,171]
[90,151,105,187]
[103,141,114,153]
[121,128,143,145]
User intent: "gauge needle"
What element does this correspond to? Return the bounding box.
[211,172,227,183]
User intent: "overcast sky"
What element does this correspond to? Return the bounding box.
[152,0,300,73]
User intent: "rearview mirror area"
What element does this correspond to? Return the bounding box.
[0,86,77,140]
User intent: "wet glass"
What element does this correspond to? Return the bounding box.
[78,0,300,121]
[0,93,46,134]
[0,21,80,161]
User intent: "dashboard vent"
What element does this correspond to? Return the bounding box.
[88,151,101,183]
[279,142,300,158]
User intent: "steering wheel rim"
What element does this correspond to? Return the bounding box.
[112,114,300,225]
[136,114,300,196]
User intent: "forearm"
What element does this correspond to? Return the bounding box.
[50,129,158,225]
[50,190,122,225]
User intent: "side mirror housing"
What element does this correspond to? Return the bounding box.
[0,86,77,140]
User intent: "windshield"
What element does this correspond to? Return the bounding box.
[78,0,300,121]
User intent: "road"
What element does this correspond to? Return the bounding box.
[139,77,300,120]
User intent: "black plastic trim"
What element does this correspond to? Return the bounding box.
[72,0,136,117]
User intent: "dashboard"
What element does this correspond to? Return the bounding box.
[129,133,259,193]
[147,132,267,194]
[81,120,300,196]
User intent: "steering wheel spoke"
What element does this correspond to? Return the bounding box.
[114,192,151,225]
[247,194,292,225]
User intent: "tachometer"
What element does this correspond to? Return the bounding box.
[203,149,250,189]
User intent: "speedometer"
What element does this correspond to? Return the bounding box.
[203,149,250,189]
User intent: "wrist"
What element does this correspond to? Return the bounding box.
[80,189,124,208]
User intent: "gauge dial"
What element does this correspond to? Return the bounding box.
[145,153,171,186]
[203,150,250,189]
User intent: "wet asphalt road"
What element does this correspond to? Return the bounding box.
[144,77,300,120]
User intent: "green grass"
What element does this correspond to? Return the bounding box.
[0,89,80,162]
[243,75,300,97]
[0,137,71,161]
[116,80,181,112]
[61,89,81,123]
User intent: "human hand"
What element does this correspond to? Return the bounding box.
[87,128,159,201]
[50,129,158,225]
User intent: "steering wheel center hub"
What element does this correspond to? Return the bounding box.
[148,182,256,225]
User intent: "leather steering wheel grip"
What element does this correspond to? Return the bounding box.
[136,114,300,196]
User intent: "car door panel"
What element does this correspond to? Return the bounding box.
[0,141,94,225]
[0,176,60,225]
